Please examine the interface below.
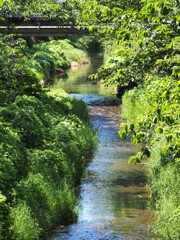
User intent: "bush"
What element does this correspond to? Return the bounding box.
[1,104,47,148]
[33,51,56,73]
[31,39,88,78]
[28,149,69,183]
[71,97,89,122]
[0,123,27,198]
[0,88,96,237]
[45,89,72,115]
[0,193,7,239]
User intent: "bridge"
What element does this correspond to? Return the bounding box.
[0,25,90,37]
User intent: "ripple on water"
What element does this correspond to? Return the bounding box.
[50,63,156,240]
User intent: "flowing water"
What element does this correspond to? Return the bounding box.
[50,55,155,240]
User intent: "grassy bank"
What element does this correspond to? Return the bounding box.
[24,39,89,83]
[120,75,180,239]
[0,36,96,239]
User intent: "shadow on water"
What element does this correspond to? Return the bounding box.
[50,55,156,240]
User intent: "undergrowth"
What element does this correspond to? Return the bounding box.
[120,76,180,238]
[0,36,96,239]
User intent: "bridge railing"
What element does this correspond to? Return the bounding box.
[0,24,90,37]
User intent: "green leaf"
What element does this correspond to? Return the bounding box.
[128,152,142,164]
[89,25,98,32]
[0,193,7,203]
[172,66,180,77]
[155,126,163,134]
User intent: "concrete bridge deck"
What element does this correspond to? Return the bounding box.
[0,25,90,37]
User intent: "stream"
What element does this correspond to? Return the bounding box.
[50,55,155,240]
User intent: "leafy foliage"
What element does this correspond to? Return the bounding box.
[76,0,180,238]
[0,0,72,25]
[0,35,96,238]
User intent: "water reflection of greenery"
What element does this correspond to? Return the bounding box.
[67,64,93,84]
[51,64,94,93]
[51,62,116,95]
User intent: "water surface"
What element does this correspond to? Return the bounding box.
[50,56,154,239]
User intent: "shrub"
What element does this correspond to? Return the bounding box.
[45,89,72,115]
[0,123,27,198]
[33,51,56,73]
[27,149,70,183]
[71,97,89,122]
[0,193,7,239]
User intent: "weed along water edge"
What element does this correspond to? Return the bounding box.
[50,57,155,239]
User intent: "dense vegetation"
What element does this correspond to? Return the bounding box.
[0,34,96,239]
[0,0,179,239]
[74,0,180,238]
[0,0,74,25]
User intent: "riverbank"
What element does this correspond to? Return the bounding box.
[98,42,180,238]
[0,36,96,239]
[120,76,180,239]
[27,39,90,85]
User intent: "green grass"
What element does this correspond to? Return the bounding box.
[120,76,180,239]
[10,202,41,240]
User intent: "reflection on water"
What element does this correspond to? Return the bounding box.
[50,56,155,239]
[51,55,115,95]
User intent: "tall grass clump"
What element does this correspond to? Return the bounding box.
[147,124,180,239]
[15,174,78,232]
[10,203,41,240]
